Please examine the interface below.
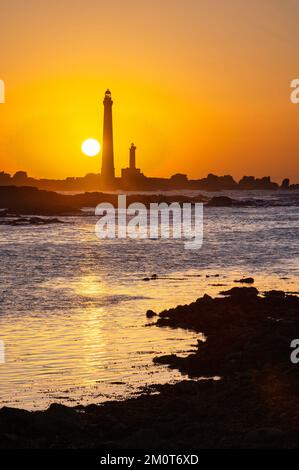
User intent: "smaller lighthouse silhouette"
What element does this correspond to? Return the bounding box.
[129,143,137,170]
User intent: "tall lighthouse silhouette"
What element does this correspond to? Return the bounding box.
[101,89,115,188]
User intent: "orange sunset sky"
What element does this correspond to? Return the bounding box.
[0,0,299,182]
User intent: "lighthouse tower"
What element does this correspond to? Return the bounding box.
[129,143,136,170]
[101,89,115,188]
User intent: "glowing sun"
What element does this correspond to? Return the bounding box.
[82,139,101,157]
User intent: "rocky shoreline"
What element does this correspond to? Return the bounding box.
[0,186,298,216]
[0,286,299,448]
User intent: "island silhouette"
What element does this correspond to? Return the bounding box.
[0,170,297,192]
[1,90,297,192]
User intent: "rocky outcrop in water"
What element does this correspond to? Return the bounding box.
[0,217,64,226]
[156,287,299,378]
[234,277,255,284]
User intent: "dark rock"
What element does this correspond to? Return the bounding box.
[264,290,285,300]
[29,217,63,225]
[220,287,259,297]
[1,217,64,226]
[146,310,157,318]
[153,354,178,365]
[207,196,234,207]
[234,277,254,284]
[202,294,212,301]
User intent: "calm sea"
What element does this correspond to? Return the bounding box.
[0,190,298,409]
